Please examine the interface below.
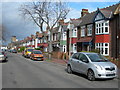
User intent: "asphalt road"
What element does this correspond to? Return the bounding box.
[2,52,118,88]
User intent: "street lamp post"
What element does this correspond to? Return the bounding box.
[69,28,72,59]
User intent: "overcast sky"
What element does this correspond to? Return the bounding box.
[1,1,118,45]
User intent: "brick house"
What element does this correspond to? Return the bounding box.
[77,3,120,58]
[60,22,68,52]
[51,27,61,51]
[67,18,81,53]
[77,9,95,52]
[36,31,48,52]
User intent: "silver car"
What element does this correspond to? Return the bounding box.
[0,52,6,62]
[67,52,118,81]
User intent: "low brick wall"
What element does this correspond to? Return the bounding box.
[44,52,69,60]
[51,52,69,60]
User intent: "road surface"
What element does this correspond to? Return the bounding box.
[2,52,118,88]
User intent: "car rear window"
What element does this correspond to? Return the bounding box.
[27,49,33,52]
[33,51,42,54]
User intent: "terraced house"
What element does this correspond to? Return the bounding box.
[67,18,81,53]
[60,22,68,53]
[77,3,120,58]
[9,3,119,59]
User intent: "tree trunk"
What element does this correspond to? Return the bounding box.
[48,31,53,60]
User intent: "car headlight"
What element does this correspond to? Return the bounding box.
[94,64,103,70]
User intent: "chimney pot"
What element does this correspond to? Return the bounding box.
[81,9,89,17]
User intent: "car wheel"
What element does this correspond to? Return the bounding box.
[30,57,31,59]
[31,57,33,60]
[87,69,95,81]
[67,65,72,74]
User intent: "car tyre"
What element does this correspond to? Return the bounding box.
[67,65,72,74]
[87,69,95,81]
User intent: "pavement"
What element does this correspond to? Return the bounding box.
[46,58,68,66]
[2,52,119,88]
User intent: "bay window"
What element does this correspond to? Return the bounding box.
[96,20,109,34]
[95,43,109,56]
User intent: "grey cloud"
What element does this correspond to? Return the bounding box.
[2,2,39,44]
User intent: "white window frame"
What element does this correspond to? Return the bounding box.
[87,24,92,36]
[81,26,85,37]
[32,40,34,45]
[73,43,77,53]
[63,45,66,52]
[72,28,77,37]
[95,43,109,56]
[63,32,66,40]
[95,20,109,35]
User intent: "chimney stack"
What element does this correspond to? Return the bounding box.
[81,9,89,17]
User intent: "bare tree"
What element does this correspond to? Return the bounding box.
[19,0,70,59]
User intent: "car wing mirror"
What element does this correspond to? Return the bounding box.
[83,59,89,63]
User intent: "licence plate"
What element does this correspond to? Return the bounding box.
[37,58,41,60]
[106,71,114,74]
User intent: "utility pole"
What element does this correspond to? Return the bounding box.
[69,28,72,59]
[69,21,73,59]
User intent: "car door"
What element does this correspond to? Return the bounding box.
[70,53,79,72]
[78,54,89,74]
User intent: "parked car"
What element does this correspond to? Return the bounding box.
[30,50,44,61]
[23,48,34,58]
[8,49,13,52]
[12,49,17,53]
[0,52,7,62]
[67,52,118,81]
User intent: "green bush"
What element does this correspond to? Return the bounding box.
[35,48,43,51]
[18,46,26,52]
[64,53,66,59]
[91,49,100,53]
[81,49,100,53]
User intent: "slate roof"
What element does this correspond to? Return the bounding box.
[70,18,82,27]
[79,3,119,26]
[80,12,96,26]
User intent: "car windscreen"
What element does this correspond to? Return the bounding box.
[33,51,42,54]
[27,49,33,52]
[87,53,108,62]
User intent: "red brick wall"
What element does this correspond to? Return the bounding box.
[95,34,110,43]
[68,38,77,44]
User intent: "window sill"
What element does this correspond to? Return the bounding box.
[87,34,92,36]
[96,33,109,35]
[81,36,85,37]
